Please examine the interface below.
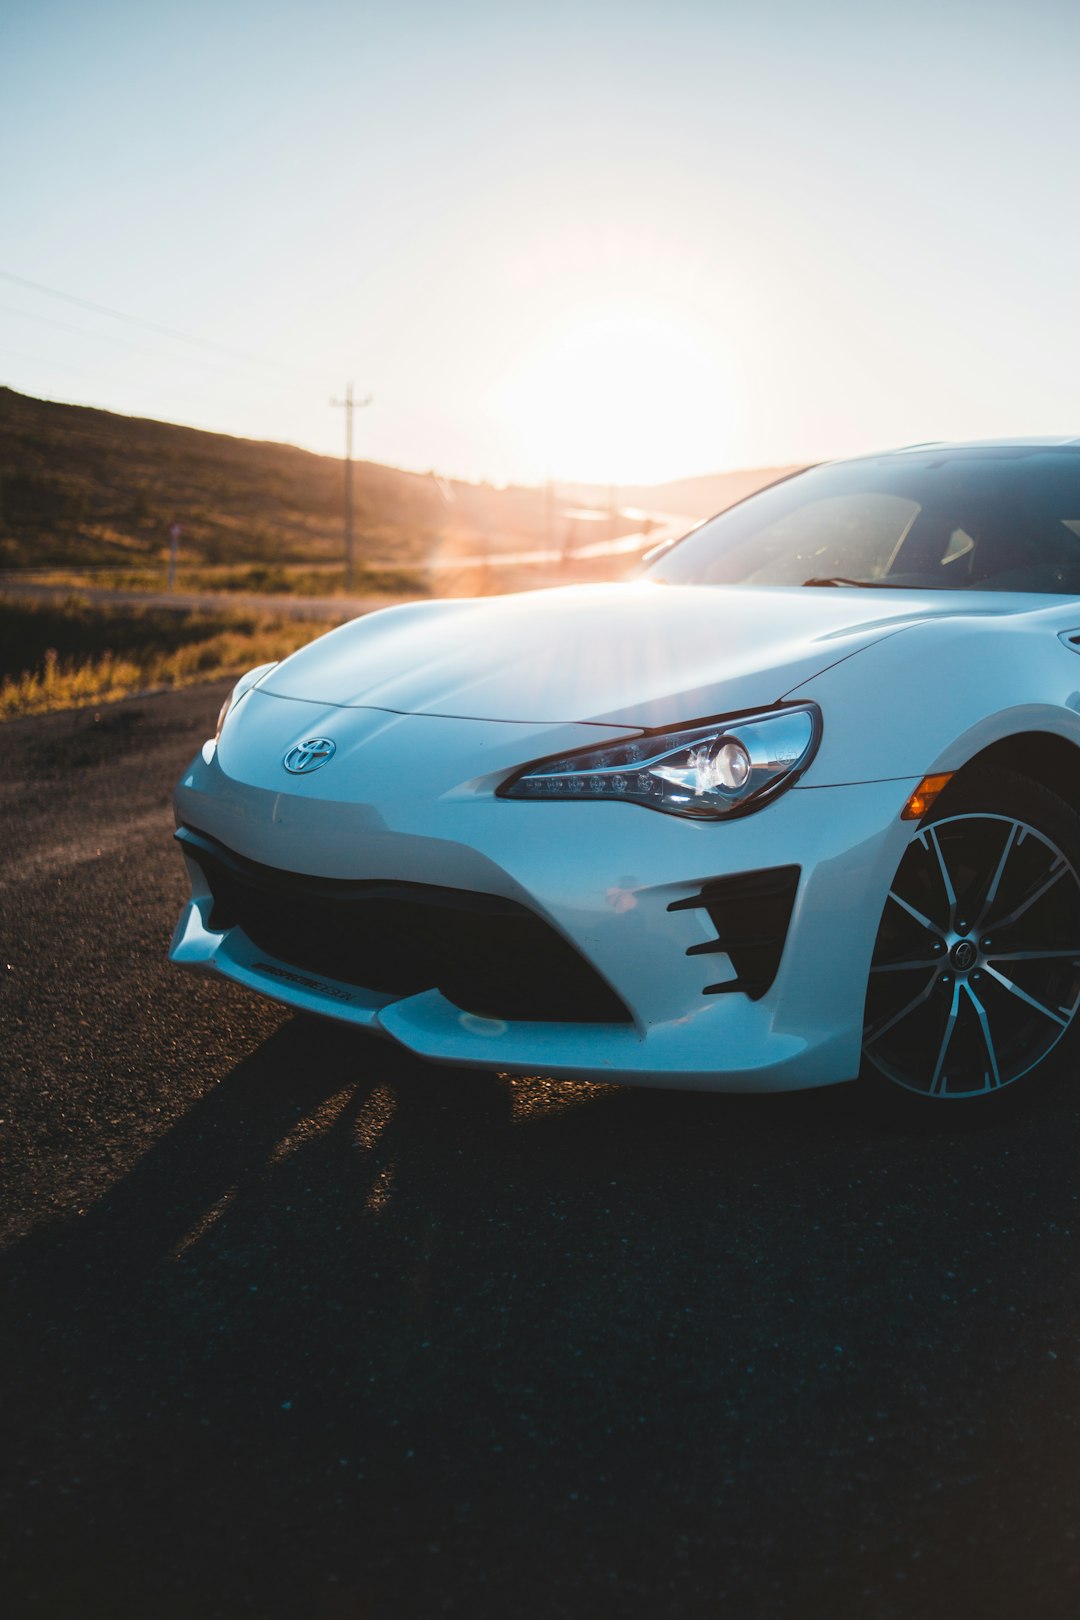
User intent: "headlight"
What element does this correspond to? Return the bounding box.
[213,662,278,742]
[501,704,821,820]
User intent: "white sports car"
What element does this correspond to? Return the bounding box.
[171,440,1080,1115]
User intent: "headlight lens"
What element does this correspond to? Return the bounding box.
[213,662,278,742]
[501,704,820,820]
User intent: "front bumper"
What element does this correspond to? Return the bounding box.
[170,695,922,1091]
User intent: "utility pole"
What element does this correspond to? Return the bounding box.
[330,383,372,590]
[167,521,183,591]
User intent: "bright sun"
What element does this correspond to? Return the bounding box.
[494,309,734,488]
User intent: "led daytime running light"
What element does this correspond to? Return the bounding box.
[503,705,820,820]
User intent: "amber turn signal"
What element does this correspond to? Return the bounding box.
[901,772,954,821]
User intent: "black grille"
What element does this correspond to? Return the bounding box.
[669,865,800,999]
[178,826,630,1024]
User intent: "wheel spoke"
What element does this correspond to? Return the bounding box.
[984,964,1071,1028]
[928,980,962,1095]
[869,958,940,974]
[975,821,1021,928]
[924,824,957,921]
[990,859,1068,932]
[986,947,1080,962]
[963,981,1002,1090]
[885,888,941,937]
[864,975,938,1046]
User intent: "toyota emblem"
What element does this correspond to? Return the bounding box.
[283,737,337,774]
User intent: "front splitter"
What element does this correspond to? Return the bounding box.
[169,896,850,1093]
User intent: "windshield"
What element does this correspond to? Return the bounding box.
[646,448,1080,594]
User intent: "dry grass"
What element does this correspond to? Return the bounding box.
[0,593,322,720]
[11,561,429,598]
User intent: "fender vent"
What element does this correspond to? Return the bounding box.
[669,865,800,999]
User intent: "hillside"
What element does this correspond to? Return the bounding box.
[0,388,441,568]
[561,465,807,520]
[0,386,803,572]
[622,465,807,518]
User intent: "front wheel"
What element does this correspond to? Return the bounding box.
[861,769,1080,1117]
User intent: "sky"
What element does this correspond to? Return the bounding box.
[2,0,1080,487]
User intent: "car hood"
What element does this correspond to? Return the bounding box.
[258,581,1004,728]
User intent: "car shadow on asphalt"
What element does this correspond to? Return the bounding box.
[4,1016,1080,1619]
[2,1013,865,1281]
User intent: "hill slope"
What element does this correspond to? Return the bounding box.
[0,386,804,570]
[562,465,806,520]
[0,387,474,569]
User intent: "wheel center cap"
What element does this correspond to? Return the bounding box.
[950,938,979,972]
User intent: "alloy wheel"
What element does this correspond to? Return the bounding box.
[863,811,1080,1098]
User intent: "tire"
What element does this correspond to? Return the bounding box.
[860,767,1080,1121]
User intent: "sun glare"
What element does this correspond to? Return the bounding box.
[494,309,734,487]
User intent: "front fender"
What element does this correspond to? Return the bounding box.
[787,610,1080,786]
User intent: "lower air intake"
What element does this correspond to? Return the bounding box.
[178,826,630,1025]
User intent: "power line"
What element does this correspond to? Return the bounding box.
[0,267,325,381]
[0,298,332,397]
[0,346,138,387]
[0,298,191,358]
[0,272,451,477]
[0,341,324,414]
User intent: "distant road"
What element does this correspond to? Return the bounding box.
[0,508,695,620]
[430,508,693,571]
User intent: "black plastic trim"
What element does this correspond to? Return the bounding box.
[669,865,801,1000]
[176,825,631,1024]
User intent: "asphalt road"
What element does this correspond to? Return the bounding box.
[3,688,1080,1618]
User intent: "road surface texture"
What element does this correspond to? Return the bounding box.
[3,687,1080,1619]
